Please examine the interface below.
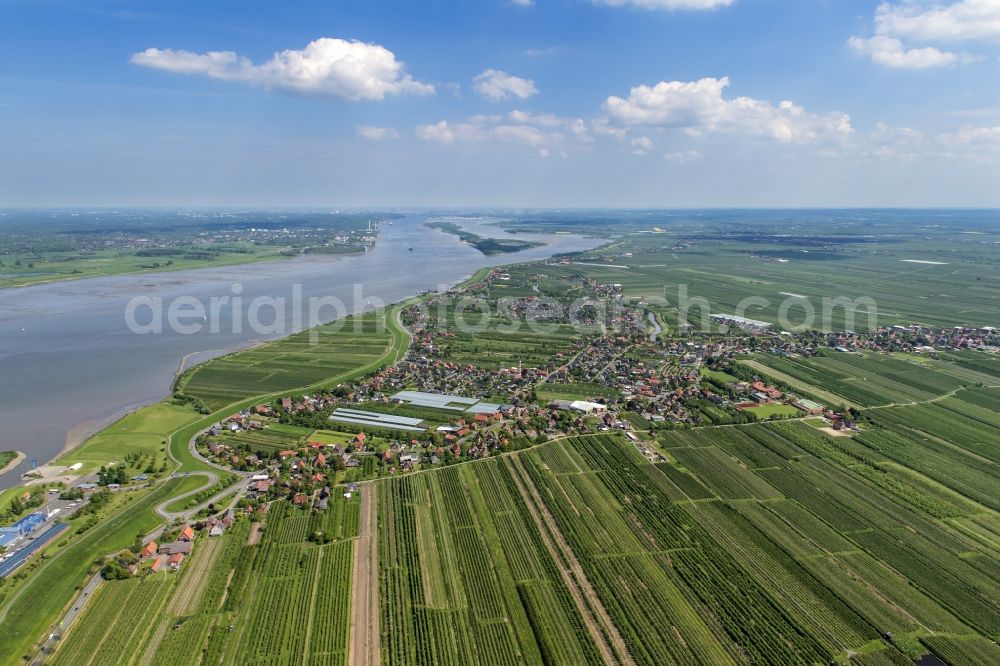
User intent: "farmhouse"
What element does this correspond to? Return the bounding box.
[158,541,193,556]
[167,553,185,570]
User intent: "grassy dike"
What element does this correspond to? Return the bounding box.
[0,478,186,663]
[0,302,413,664]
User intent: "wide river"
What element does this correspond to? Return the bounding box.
[0,215,602,487]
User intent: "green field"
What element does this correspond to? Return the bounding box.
[742,402,802,418]
[378,457,605,665]
[377,425,1000,664]
[429,304,588,370]
[700,367,739,384]
[854,388,1000,512]
[0,306,413,664]
[0,245,289,289]
[0,478,188,663]
[40,337,994,666]
[179,311,401,410]
[519,219,1000,330]
[49,498,359,666]
[747,349,997,408]
[58,400,196,476]
[535,382,620,402]
[6,217,1000,664]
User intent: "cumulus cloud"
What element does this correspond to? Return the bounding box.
[875,0,1000,43]
[357,125,400,140]
[416,110,590,152]
[593,0,734,9]
[850,1,990,69]
[602,77,853,144]
[472,69,539,101]
[848,35,970,68]
[130,38,434,101]
[416,121,456,143]
[508,110,592,142]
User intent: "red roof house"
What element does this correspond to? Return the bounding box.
[140,541,157,559]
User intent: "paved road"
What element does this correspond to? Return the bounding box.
[32,429,249,664]
[27,307,414,664]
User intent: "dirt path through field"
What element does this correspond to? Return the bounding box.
[168,536,221,616]
[506,456,634,666]
[348,482,380,666]
[246,522,263,545]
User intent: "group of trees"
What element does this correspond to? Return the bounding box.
[97,465,129,486]
[101,549,138,580]
[2,487,46,523]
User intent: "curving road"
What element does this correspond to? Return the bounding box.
[29,304,415,663]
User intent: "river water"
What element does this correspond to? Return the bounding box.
[0,215,601,486]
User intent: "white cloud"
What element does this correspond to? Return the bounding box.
[850,2,992,69]
[868,122,925,159]
[630,136,653,155]
[131,38,434,101]
[939,124,1000,145]
[508,110,592,142]
[602,77,853,144]
[510,0,535,5]
[416,110,590,152]
[935,124,1000,161]
[593,0,734,9]
[492,124,548,145]
[416,121,456,143]
[472,69,539,101]
[357,125,400,140]
[591,117,628,140]
[874,0,1000,43]
[131,49,250,78]
[664,150,703,162]
[848,35,970,68]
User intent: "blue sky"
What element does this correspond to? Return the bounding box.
[1,0,999,207]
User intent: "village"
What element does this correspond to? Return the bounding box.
[6,270,990,585]
[183,270,897,509]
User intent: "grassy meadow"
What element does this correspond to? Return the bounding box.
[178,310,405,410]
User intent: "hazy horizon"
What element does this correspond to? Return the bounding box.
[2,1,999,208]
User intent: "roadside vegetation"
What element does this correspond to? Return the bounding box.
[3,215,1000,665]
